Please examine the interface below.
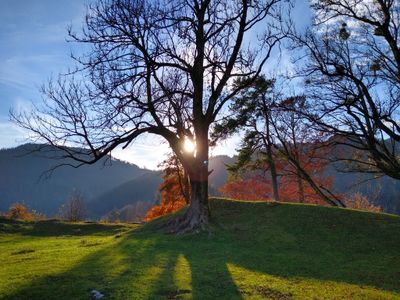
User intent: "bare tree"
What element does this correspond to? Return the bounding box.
[291,0,400,179]
[60,191,86,222]
[271,96,345,207]
[11,0,290,232]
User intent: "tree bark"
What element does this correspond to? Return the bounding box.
[266,142,280,202]
[166,130,210,233]
[183,169,190,205]
[263,114,280,202]
[290,119,305,204]
[296,169,305,203]
[166,165,210,233]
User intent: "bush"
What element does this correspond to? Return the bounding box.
[345,193,382,213]
[31,210,46,221]
[59,191,86,222]
[6,203,33,221]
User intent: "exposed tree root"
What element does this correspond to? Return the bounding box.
[164,209,209,234]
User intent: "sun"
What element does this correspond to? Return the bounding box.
[183,138,196,153]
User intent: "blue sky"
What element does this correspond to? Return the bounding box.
[0,0,311,169]
[0,0,85,146]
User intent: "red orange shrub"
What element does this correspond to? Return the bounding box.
[6,203,33,221]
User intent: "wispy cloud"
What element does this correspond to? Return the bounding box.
[0,119,31,149]
[0,0,87,98]
[0,54,67,91]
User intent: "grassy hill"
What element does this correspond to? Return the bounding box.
[0,198,399,299]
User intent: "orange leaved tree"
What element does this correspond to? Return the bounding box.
[219,151,337,206]
[146,155,190,221]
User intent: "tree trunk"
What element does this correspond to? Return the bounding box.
[183,169,190,205]
[166,164,210,233]
[297,165,345,207]
[296,169,305,203]
[166,131,210,233]
[177,164,190,205]
[266,142,280,201]
[264,116,279,201]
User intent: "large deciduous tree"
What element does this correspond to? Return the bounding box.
[291,0,400,179]
[12,0,288,232]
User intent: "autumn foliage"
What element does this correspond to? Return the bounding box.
[5,203,45,221]
[220,146,337,206]
[219,177,271,201]
[344,193,382,213]
[220,152,381,213]
[220,172,333,205]
[145,156,190,221]
[6,203,33,220]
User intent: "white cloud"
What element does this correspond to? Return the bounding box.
[0,119,31,149]
[111,136,170,170]
[211,135,240,158]
[13,96,33,109]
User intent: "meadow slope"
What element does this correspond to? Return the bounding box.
[0,198,399,299]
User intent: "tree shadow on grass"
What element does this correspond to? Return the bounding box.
[5,225,242,300]
[209,200,400,297]
[0,218,129,237]
[5,200,400,299]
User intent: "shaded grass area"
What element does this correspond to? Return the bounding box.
[0,198,399,299]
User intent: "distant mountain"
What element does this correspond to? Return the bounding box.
[327,166,400,214]
[0,144,235,219]
[89,172,163,217]
[1,143,398,219]
[325,141,400,214]
[0,144,160,217]
[209,155,236,192]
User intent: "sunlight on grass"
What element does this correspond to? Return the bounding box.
[0,221,136,299]
[1,201,400,299]
[0,236,113,298]
[226,263,400,299]
[174,254,192,295]
[125,261,166,298]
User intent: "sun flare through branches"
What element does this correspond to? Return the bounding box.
[183,138,196,154]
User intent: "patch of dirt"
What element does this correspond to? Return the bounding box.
[247,286,293,300]
[11,249,35,255]
[79,240,103,247]
[159,289,191,299]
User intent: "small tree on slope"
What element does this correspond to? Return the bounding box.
[145,154,190,221]
[60,191,86,222]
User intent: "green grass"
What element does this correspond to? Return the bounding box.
[1,198,400,299]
